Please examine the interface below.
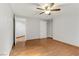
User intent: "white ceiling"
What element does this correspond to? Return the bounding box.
[10,3,63,20]
[10,3,79,20]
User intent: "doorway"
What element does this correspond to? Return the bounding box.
[13,16,26,45]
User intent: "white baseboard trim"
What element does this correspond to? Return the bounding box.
[53,37,79,47]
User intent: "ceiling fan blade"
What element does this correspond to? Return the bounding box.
[37,8,44,10]
[50,3,54,7]
[39,12,44,15]
[51,9,61,11]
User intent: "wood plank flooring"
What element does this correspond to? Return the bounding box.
[10,37,79,56]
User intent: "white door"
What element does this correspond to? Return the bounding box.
[40,20,47,38]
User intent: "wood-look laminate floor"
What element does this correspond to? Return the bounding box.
[10,37,79,56]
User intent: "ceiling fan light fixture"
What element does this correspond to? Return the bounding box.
[45,10,51,14]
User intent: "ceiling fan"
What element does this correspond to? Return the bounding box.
[36,3,61,15]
